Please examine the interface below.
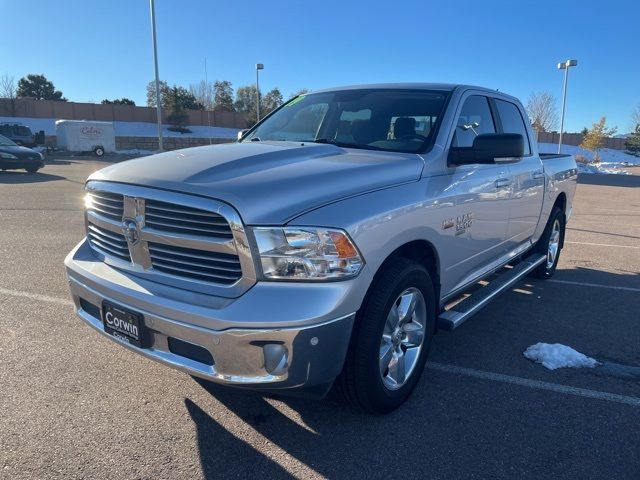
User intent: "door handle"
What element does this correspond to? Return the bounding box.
[494,178,512,188]
[533,170,545,179]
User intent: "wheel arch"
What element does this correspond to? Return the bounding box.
[552,192,567,247]
[363,239,441,313]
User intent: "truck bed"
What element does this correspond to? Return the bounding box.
[540,153,573,160]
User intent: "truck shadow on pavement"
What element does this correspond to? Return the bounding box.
[577,173,640,188]
[0,171,65,184]
[186,380,400,479]
[184,265,640,479]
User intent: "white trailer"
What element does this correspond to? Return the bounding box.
[55,120,116,156]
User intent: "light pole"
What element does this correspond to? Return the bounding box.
[255,63,264,122]
[557,59,578,154]
[149,0,163,151]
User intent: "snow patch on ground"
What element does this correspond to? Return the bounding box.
[524,343,600,370]
[538,142,639,175]
[0,116,240,139]
[115,149,156,156]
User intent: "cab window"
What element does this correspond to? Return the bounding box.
[452,95,496,147]
[494,99,531,155]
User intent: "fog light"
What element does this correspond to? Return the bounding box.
[263,344,288,376]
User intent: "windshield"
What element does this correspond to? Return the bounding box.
[0,134,17,147]
[242,88,450,153]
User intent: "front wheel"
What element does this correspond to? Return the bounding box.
[25,166,39,174]
[94,146,105,157]
[530,206,565,279]
[334,258,436,414]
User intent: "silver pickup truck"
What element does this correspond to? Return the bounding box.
[65,84,577,413]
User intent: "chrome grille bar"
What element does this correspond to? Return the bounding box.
[145,199,233,239]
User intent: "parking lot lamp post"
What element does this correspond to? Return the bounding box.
[150,0,163,151]
[557,59,578,154]
[256,63,264,122]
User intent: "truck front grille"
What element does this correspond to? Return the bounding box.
[145,199,234,239]
[86,191,124,221]
[87,222,131,262]
[84,182,255,297]
[148,242,242,285]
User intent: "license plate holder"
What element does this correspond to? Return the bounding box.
[102,302,149,348]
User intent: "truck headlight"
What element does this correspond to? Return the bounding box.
[0,152,18,159]
[252,227,364,280]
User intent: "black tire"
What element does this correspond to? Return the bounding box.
[334,258,436,414]
[25,166,39,174]
[94,146,105,157]
[529,206,565,279]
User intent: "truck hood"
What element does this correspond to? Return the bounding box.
[89,141,423,224]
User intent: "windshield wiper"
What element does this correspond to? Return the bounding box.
[310,138,384,151]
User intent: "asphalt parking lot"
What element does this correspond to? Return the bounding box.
[1,155,639,479]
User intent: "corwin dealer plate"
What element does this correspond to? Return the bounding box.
[102,302,148,348]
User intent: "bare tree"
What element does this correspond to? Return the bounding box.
[1,73,18,115]
[526,91,559,133]
[632,103,640,129]
[188,80,215,110]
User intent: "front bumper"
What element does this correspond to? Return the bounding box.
[65,239,360,393]
[0,157,44,170]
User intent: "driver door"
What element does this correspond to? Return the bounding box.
[438,94,511,295]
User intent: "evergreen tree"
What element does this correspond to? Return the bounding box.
[17,74,66,101]
[166,86,189,128]
[580,116,617,163]
[234,85,259,126]
[262,88,284,116]
[624,124,640,156]
[213,80,235,111]
[102,98,136,105]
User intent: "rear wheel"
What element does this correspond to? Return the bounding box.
[25,166,39,174]
[530,206,564,279]
[334,258,436,414]
[94,146,105,157]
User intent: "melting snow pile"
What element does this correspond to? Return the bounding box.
[538,143,640,175]
[524,343,600,370]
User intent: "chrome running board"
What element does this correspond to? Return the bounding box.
[438,254,547,331]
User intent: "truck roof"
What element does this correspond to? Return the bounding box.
[312,83,523,104]
[313,83,499,94]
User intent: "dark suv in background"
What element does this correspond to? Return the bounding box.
[0,123,44,147]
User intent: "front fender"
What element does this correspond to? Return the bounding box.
[290,180,446,310]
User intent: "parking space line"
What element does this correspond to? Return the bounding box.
[0,287,73,306]
[548,279,640,293]
[565,241,640,249]
[428,362,640,407]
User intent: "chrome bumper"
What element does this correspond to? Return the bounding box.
[65,239,358,392]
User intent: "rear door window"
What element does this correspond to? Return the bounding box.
[494,99,531,155]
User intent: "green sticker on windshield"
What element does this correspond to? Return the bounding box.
[286,95,306,107]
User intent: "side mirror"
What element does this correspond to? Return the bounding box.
[449,133,524,165]
[237,129,249,141]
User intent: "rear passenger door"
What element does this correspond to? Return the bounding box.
[493,98,544,250]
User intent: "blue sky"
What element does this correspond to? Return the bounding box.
[1,0,638,132]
